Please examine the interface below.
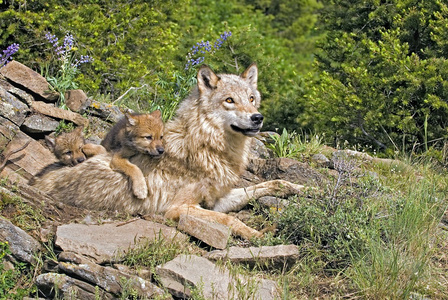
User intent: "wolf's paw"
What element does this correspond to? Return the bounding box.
[132,179,148,200]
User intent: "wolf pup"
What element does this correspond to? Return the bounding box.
[46,126,106,166]
[31,64,305,240]
[100,110,164,199]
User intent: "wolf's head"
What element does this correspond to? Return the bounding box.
[46,126,87,166]
[197,63,263,137]
[124,110,165,157]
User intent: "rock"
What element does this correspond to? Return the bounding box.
[55,219,186,264]
[21,113,60,133]
[258,196,289,210]
[0,217,41,264]
[0,60,58,102]
[58,260,165,298]
[65,89,88,112]
[311,153,330,167]
[249,135,273,159]
[205,245,299,270]
[247,157,324,186]
[31,100,88,127]
[0,129,57,182]
[156,254,279,299]
[177,214,230,249]
[0,80,35,106]
[79,99,125,123]
[35,272,114,300]
[0,85,30,126]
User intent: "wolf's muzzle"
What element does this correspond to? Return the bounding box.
[251,113,264,125]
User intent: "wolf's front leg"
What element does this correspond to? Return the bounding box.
[110,153,148,199]
[164,204,262,240]
[213,179,306,213]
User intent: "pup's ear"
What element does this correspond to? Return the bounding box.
[150,109,162,119]
[125,114,137,126]
[197,65,220,94]
[73,126,84,137]
[45,135,56,151]
[240,63,258,89]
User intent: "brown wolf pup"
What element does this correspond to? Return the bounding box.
[45,126,106,166]
[100,110,164,199]
[31,64,305,240]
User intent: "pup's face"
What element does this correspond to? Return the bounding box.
[126,110,165,156]
[50,127,87,166]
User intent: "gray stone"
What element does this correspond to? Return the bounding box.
[0,60,58,101]
[35,272,114,300]
[0,77,34,106]
[178,214,230,249]
[21,113,60,133]
[0,217,41,264]
[311,153,330,167]
[55,219,186,264]
[156,254,279,299]
[258,196,288,210]
[205,245,299,270]
[79,99,125,123]
[0,85,30,126]
[247,157,324,186]
[58,260,164,297]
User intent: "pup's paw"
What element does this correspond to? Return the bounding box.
[132,179,148,200]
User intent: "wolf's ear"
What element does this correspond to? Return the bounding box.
[45,135,56,151]
[240,63,258,89]
[125,114,137,126]
[73,126,84,137]
[197,65,220,93]
[150,109,162,119]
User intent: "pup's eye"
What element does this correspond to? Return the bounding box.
[65,151,72,156]
[225,97,234,104]
[146,136,153,140]
[160,136,163,140]
[249,96,255,103]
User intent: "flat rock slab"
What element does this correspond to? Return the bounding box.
[205,245,299,270]
[178,214,230,249]
[0,60,58,102]
[21,113,60,133]
[55,219,186,264]
[0,128,57,181]
[36,272,114,300]
[156,254,279,299]
[0,217,41,264]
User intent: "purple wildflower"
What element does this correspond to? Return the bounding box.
[72,55,94,68]
[0,43,20,68]
[185,31,232,70]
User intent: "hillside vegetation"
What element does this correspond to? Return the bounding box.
[1,0,448,299]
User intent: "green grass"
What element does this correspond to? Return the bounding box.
[250,150,448,299]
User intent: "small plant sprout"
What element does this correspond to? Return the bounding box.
[0,43,20,69]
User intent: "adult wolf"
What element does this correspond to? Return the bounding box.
[31,63,304,239]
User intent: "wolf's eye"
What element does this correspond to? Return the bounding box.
[225,97,234,104]
[160,136,163,140]
[249,96,255,103]
[146,136,153,141]
[65,151,72,156]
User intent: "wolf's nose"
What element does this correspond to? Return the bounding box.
[157,146,165,155]
[76,157,86,164]
[251,113,264,125]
